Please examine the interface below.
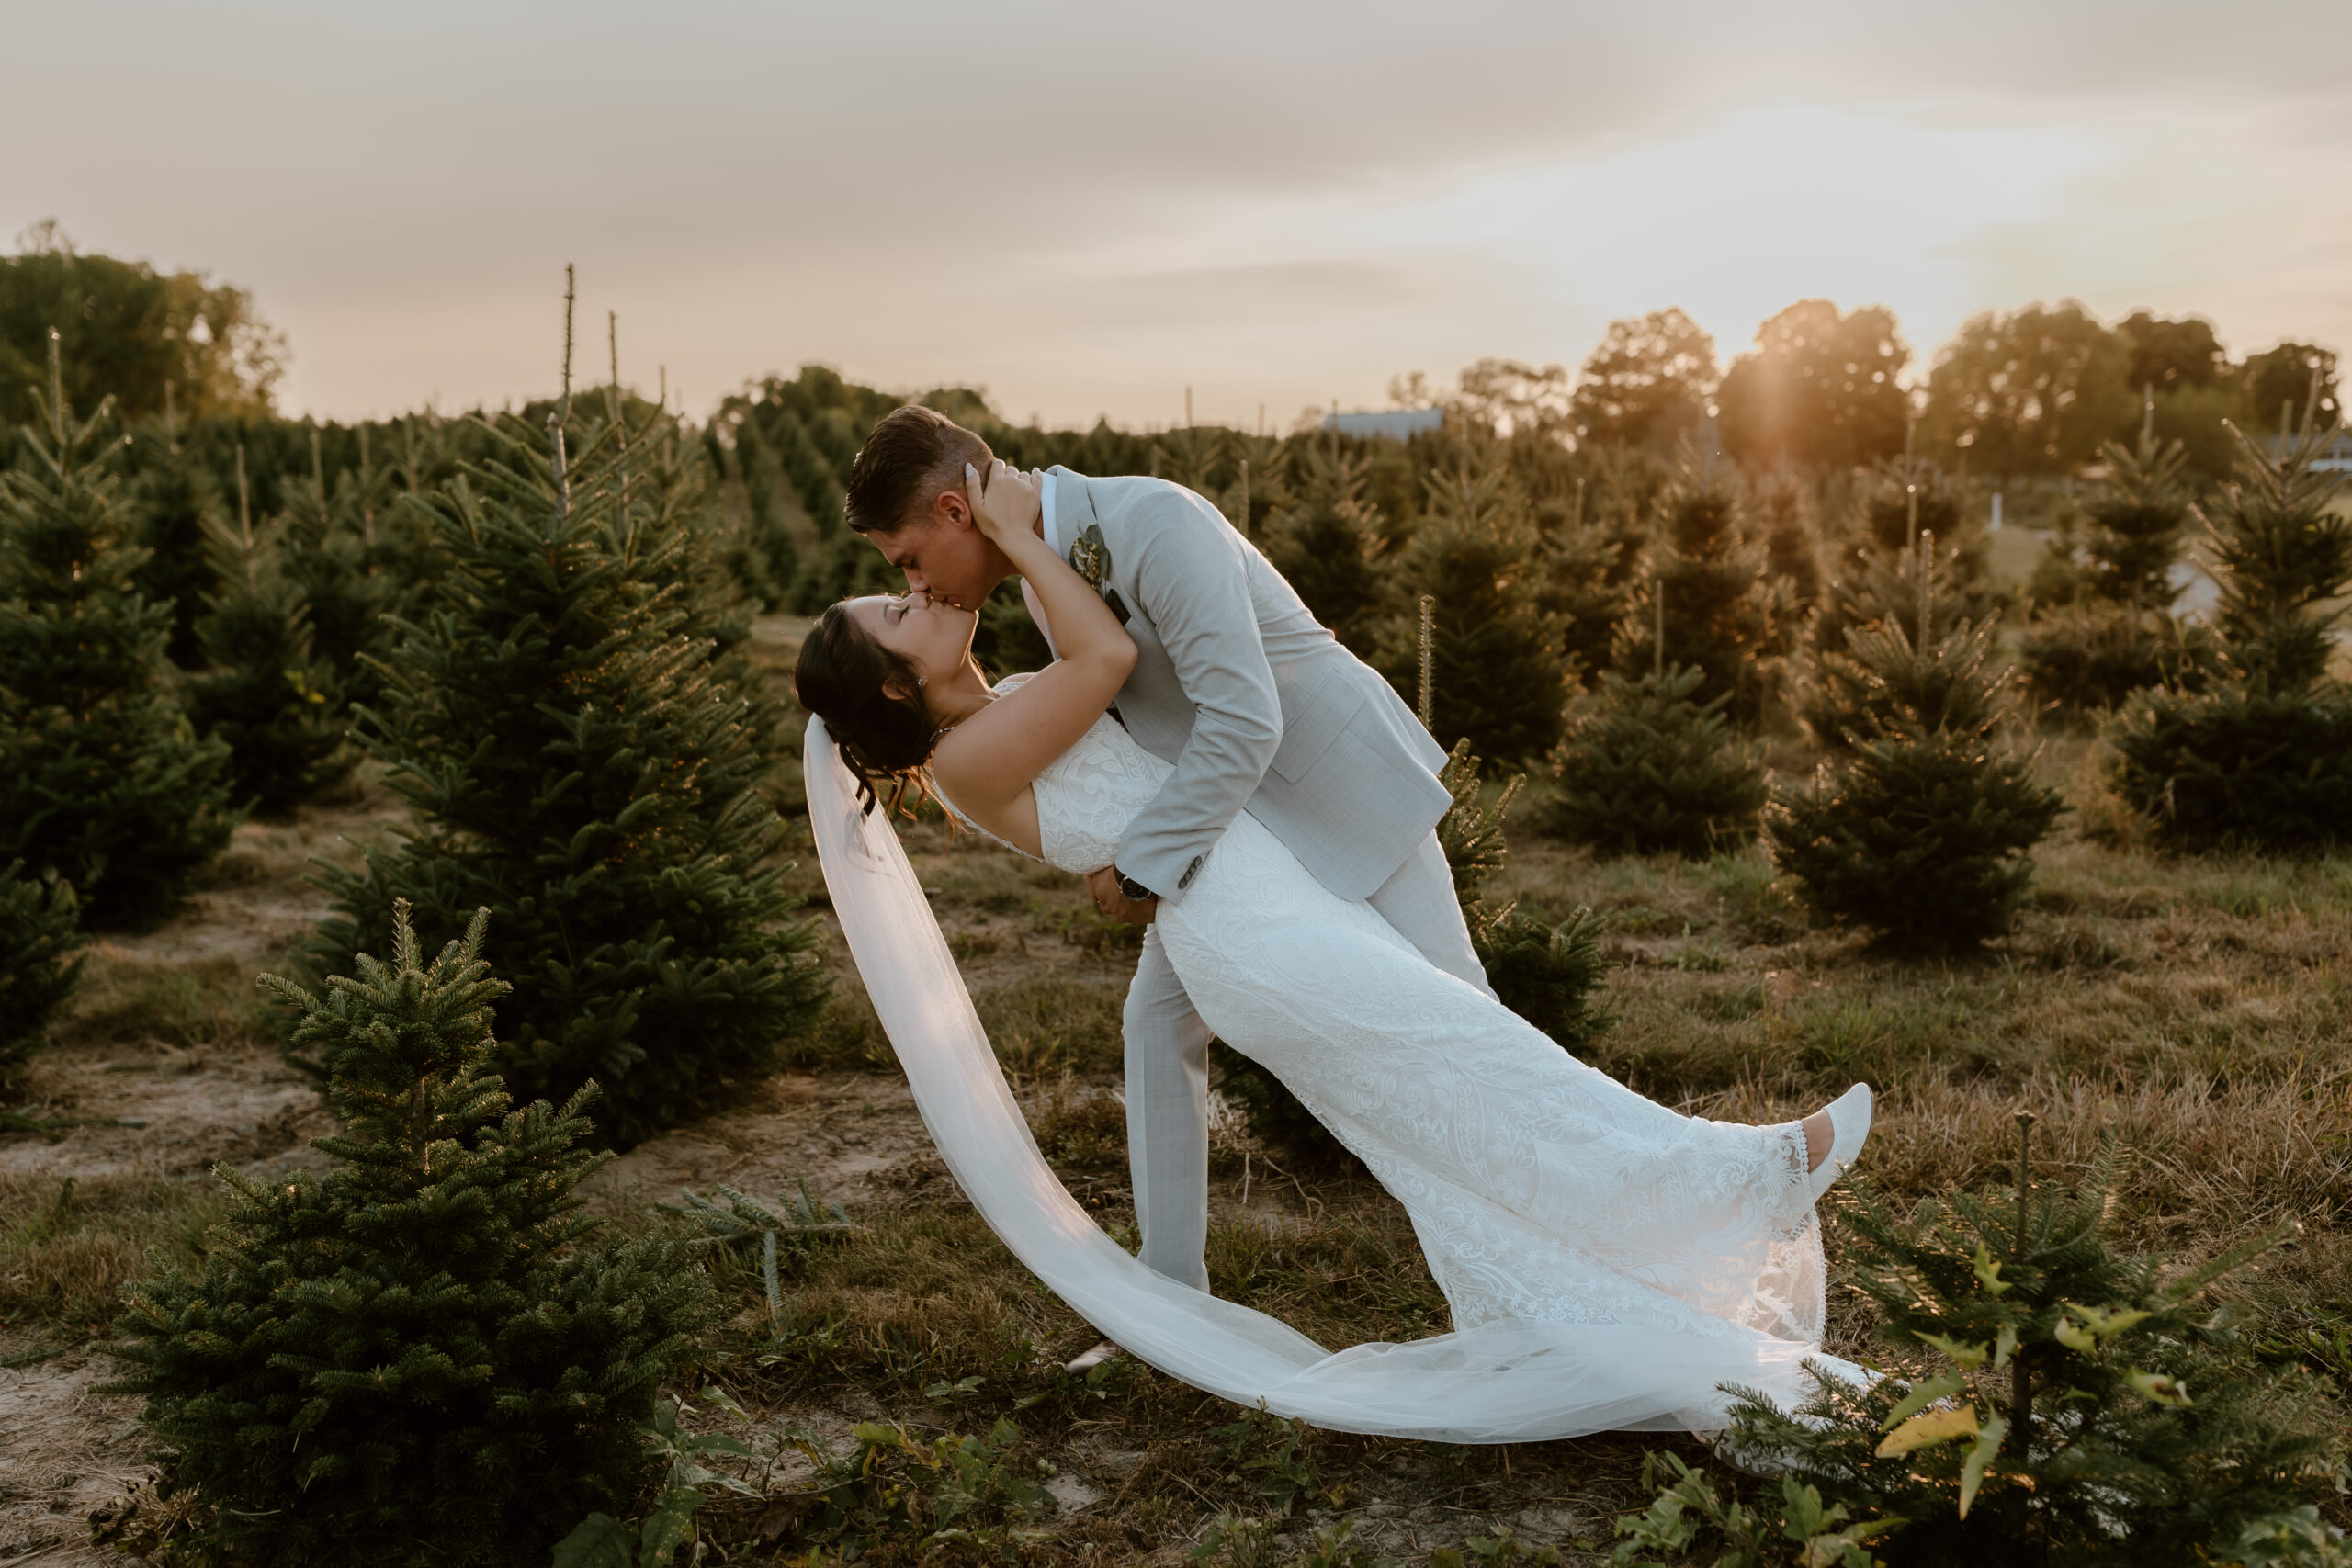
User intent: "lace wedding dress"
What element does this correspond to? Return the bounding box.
[807,695,1864,1442]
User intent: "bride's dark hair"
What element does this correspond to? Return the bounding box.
[794,601,940,817]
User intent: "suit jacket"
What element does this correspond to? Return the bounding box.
[1022,468,1451,906]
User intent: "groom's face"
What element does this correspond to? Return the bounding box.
[868,487,1001,613]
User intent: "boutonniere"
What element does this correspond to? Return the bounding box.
[1068,523,1131,623]
[1069,523,1111,587]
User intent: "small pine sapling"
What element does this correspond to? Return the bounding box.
[1264,437,1386,656]
[305,278,829,1144]
[0,331,237,928]
[1771,536,2063,953]
[1751,468,1823,617]
[1639,1117,2344,1567]
[2107,406,2352,852]
[1812,454,1999,660]
[0,860,83,1085]
[1385,457,1573,763]
[1547,662,1768,860]
[104,902,714,1568]
[129,399,225,668]
[190,446,354,812]
[275,425,399,713]
[2024,398,2207,714]
[1611,450,1783,726]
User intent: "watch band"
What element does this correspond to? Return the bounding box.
[1114,868,1153,902]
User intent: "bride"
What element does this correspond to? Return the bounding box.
[792,459,1874,1442]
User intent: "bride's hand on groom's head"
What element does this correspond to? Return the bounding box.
[963,459,1040,547]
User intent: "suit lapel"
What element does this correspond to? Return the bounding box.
[1047,471,1131,624]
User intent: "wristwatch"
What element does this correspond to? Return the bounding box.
[1114,867,1155,903]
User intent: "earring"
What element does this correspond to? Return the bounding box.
[917,677,928,687]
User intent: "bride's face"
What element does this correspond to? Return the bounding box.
[847,592,976,688]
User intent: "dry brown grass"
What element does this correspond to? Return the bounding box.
[0,1170,220,1333]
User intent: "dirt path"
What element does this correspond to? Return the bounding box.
[0,764,1027,1564]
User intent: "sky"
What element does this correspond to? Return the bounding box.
[7,2,2349,428]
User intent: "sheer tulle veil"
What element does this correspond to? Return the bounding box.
[803,716,1857,1441]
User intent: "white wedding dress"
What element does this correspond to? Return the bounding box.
[807,696,1864,1443]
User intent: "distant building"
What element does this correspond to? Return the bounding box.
[2268,428,2352,473]
[1325,408,1444,441]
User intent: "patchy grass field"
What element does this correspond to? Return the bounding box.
[4,615,2348,1564]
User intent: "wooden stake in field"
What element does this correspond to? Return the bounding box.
[1654,581,1666,681]
[357,425,375,546]
[1418,594,1436,730]
[1905,407,1920,547]
[45,328,63,445]
[232,444,256,586]
[551,265,575,517]
[607,310,629,531]
[1238,457,1250,541]
[2010,1109,2037,1454]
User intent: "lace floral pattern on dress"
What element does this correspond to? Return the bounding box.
[951,692,1826,1354]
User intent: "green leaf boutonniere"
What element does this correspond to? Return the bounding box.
[1069,523,1112,588]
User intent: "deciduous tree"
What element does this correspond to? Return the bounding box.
[1570,309,1718,451]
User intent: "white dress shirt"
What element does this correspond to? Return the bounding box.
[1022,468,1062,660]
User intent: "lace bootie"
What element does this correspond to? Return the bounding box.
[1804,1083,1872,1203]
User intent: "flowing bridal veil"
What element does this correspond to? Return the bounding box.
[804,717,1855,1440]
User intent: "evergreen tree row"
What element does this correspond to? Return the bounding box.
[302,297,828,1146]
[0,332,237,929]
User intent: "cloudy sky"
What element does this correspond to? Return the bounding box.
[9,2,2348,427]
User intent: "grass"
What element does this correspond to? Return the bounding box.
[50,948,278,1055]
[9,633,2350,1563]
[0,1172,222,1336]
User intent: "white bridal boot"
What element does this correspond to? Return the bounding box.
[1805,1083,1872,1204]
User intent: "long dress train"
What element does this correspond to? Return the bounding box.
[807,703,1861,1442]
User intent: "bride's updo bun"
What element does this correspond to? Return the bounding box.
[794,602,934,816]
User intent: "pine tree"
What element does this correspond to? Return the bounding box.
[276,429,397,713]
[1264,436,1386,655]
[104,903,714,1568]
[1751,468,1822,616]
[190,469,353,813]
[1,860,82,1083]
[1771,537,2063,953]
[2107,414,2352,851]
[1813,458,1999,660]
[2023,404,2205,713]
[1630,1120,2342,1567]
[304,289,828,1145]
[0,332,237,928]
[1527,482,1628,686]
[1612,454,1783,725]
[1547,665,1768,859]
[730,413,798,608]
[1385,456,1571,761]
[129,406,224,668]
[775,402,896,615]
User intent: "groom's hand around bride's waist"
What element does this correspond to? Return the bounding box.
[1086,865,1159,927]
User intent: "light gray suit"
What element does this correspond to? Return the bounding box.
[1022,468,1494,1292]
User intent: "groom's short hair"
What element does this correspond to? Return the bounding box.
[844,405,994,535]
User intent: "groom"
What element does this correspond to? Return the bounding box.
[845,405,1493,1292]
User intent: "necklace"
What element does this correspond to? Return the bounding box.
[930,688,998,744]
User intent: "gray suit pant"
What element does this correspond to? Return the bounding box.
[1124,829,1496,1292]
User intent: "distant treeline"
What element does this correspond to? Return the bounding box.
[3,229,2345,772]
